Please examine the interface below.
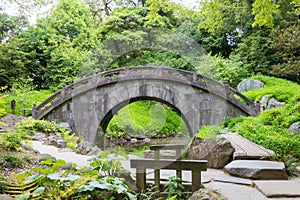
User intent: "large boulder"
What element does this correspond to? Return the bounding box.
[75,141,101,155]
[0,114,25,131]
[187,137,234,169]
[288,121,300,133]
[224,160,288,180]
[189,188,225,200]
[237,79,265,93]
[266,97,285,110]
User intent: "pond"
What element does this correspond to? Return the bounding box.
[105,134,191,158]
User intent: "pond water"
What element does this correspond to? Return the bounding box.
[105,135,191,157]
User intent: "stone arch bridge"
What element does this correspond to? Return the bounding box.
[33,66,259,146]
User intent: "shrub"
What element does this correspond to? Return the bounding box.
[16,118,64,135]
[0,152,24,168]
[242,75,300,102]
[0,132,22,151]
[196,125,222,139]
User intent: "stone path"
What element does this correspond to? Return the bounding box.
[221,133,275,160]
[30,141,300,200]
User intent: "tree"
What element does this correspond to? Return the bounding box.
[270,25,300,83]
[0,11,29,88]
[18,0,99,89]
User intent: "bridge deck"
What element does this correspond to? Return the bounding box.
[221,133,275,160]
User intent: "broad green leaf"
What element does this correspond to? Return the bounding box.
[32,187,45,197]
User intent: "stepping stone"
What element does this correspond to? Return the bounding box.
[255,180,300,197]
[224,160,288,180]
[214,174,253,186]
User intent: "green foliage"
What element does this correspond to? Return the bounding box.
[195,54,249,87]
[4,152,136,200]
[252,0,279,28]
[88,150,129,176]
[0,132,22,151]
[270,25,300,83]
[236,116,300,158]
[107,101,188,137]
[0,86,7,118]
[196,125,222,140]
[16,118,63,135]
[222,76,300,175]
[2,89,52,116]
[0,152,25,168]
[242,75,300,102]
[164,176,185,200]
[231,30,272,75]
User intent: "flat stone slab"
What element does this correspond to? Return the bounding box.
[224,160,288,180]
[214,174,253,186]
[255,180,300,197]
[220,133,275,160]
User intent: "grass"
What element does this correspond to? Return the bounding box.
[107,100,188,137]
[1,90,53,116]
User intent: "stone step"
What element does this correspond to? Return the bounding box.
[220,133,275,160]
[254,179,300,198]
[224,160,288,180]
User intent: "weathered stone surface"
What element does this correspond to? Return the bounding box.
[266,97,285,110]
[75,141,100,155]
[39,69,257,146]
[187,137,234,169]
[214,174,252,186]
[0,194,14,200]
[0,114,25,131]
[189,188,226,200]
[43,134,64,147]
[75,141,92,155]
[224,160,288,180]
[143,150,176,159]
[39,153,57,162]
[21,142,35,152]
[56,140,67,148]
[237,79,265,93]
[288,121,300,133]
[260,95,269,111]
[87,146,102,156]
[32,132,46,140]
[254,180,300,197]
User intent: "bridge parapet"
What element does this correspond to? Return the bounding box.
[34,66,258,120]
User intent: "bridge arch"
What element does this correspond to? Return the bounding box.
[99,96,192,137]
[34,66,258,146]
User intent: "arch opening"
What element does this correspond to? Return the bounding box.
[96,97,192,151]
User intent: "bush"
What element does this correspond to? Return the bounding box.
[0,132,22,151]
[0,152,24,168]
[16,118,64,135]
[242,75,300,102]
[196,125,222,139]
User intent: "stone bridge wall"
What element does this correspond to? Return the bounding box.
[43,79,246,146]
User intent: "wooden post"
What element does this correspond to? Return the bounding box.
[136,167,146,191]
[154,150,160,191]
[191,170,201,192]
[10,100,16,115]
[175,148,182,180]
[32,104,37,119]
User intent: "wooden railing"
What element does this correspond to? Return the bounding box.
[33,66,258,119]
